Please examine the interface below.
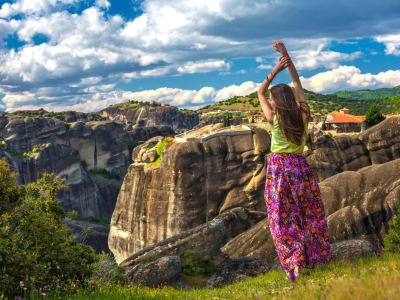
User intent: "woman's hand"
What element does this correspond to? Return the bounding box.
[272,55,291,76]
[273,40,288,56]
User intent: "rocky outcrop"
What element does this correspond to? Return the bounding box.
[197,115,243,128]
[108,127,271,262]
[0,115,130,220]
[117,208,266,266]
[221,158,400,261]
[207,257,270,288]
[9,108,104,122]
[330,239,379,262]
[305,116,400,181]
[126,256,182,287]
[100,105,199,130]
[127,125,175,142]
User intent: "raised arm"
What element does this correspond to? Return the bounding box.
[273,40,310,117]
[257,55,291,122]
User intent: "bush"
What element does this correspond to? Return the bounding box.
[0,160,100,298]
[87,168,121,181]
[384,204,400,253]
[182,250,216,276]
[365,104,385,126]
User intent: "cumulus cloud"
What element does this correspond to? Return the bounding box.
[375,34,400,56]
[0,0,78,18]
[1,0,400,111]
[300,66,400,93]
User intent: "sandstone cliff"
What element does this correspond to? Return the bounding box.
[109,127,270,263]
[100,105,199,130]
[109,117,400,265]
[0,115,130,219]
[305,116,400,181]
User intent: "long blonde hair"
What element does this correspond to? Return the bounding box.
[270,83,309,145]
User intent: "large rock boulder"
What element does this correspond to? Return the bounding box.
[125,256,182,287]
[117,208,266,266]
[305,117,400,181]
[206,257,270,288]
[108,127,271,262]
[221,158,400,261]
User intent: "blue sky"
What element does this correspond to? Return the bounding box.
[0,0,400,112]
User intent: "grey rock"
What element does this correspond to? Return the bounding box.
[126,256,182,287]
[64,218,110,254]
[331,239,379,261]
[207,257,270,288]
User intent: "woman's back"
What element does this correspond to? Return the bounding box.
[270,112,308,154]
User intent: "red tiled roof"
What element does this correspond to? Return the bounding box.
[327,113,364,123]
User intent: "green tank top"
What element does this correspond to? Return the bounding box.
[270,113,308,154]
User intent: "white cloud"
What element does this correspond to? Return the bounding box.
[95,0,111,9]
[177,60,230,74]
[291,45,362,70]
[300,66,400,93]
[1,0,400,112]
[0,0,78,18]
[375,34,400,56]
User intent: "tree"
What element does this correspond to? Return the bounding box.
[0,160,99,298]
[365,104,385,126]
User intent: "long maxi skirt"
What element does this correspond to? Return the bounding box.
[264,152,332,274]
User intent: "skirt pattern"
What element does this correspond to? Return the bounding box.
[264,152,332,273]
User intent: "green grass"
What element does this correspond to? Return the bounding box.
[87,168,121,181]
[22,252,400,300]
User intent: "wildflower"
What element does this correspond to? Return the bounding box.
[17,297,21,300]
[19,281,24,287]
[289,272,296,281]
[42,293,46,296]
[352,264,357,269]
[23,288,27,291]
[303,281,306,286]
[322,292,327,297]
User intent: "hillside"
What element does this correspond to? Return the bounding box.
[196,88,400,116]
[334,85,400,100]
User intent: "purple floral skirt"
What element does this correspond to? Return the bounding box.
[264,152,332,273]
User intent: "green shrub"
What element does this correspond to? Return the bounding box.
[87,168,121,181]
[81,160,88,171]
[384,204,400,253]
[67,211,110,228]
[365,104,385,126]
[0,140,7,150]
[0,160,100,298]
[182,250,216,276]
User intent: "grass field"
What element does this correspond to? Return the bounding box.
[23,252,400,300]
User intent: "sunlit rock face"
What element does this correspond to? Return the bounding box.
[100,105,199,130]
[221,158,400,261]
[108,127,271,263]
[305,116,400,181]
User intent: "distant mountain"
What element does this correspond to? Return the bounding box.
[333,86,400,100]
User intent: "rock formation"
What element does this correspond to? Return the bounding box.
[305,116,400,181]
[108,127,271,263]
[222,158,400,260]
[100,104,199,130]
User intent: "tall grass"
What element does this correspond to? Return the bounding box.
[25,252,400,300]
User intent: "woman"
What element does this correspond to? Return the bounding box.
[258,40,332,281]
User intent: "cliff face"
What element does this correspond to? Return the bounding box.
[108,127,270,263]
[0,116,130,219]
[305,116,400,181]
[109,117,400,264]
[222,158,400,260]
[100,105,199,130]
